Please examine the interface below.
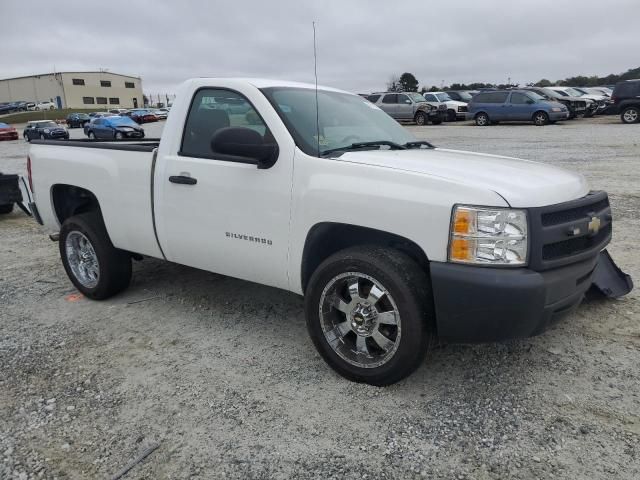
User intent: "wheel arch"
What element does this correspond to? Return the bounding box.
[532,109,549,120]
[300,222,430,294]
[474,111,489,119]
[51,184,102,226]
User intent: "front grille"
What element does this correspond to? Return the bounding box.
[529,191,611,271]
[542,223,611,260]
[458,106,468,113]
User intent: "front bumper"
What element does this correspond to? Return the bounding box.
[430,254,599,343]
[549,110,570,121]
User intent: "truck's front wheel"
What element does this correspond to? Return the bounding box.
[59,213,132,300]
[305,246,433,386]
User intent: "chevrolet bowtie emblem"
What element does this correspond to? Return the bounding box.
[587,216,601,235]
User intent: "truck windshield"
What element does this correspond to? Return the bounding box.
[261,87,415,157]
[435,93,453,102]
[408,92,426,103]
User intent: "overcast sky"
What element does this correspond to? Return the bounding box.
[2,0,638,94]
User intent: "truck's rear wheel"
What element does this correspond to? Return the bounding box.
[305,246,433,386]
[59,213,131,300]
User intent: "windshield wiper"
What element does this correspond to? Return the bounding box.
[321,140,406,157]
[404,140,435,149]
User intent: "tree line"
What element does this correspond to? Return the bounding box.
[384,67,639,93]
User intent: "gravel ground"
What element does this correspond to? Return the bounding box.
[1,117,639,479]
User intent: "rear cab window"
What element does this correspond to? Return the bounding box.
[382,94,398,104]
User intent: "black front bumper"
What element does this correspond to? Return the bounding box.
[430,254,599,343]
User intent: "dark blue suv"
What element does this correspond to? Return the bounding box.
[467,90,569,126]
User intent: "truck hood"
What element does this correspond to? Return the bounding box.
[339,148,589,207]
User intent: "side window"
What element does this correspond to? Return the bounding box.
[397,94,411,104]
[382,94,397,104]
[366,94,381,103]
[180,88,271,159]
[473,93,488,103]
[424,94,437,102]
[482,92,509,103]
[510,93,531,104]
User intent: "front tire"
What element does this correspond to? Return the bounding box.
[59,213,132,300]
[533,111,549,126]
[475,112,490,126]
[88,131,96,139]
[446,109,456,122]
[621,106,639,124]
[414,112,426,126]
[115,131,124,139]
[305,246,433,386]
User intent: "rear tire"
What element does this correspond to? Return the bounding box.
[305,246,433,386]
[59,213,132,300]
[0,204,14,215]
[475,112,490,126]
[621,106,639,124]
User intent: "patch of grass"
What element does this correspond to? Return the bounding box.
[0,108,104,125]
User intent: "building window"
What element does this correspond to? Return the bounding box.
[72,78,85,86]
[109,97,120,105]
[96,97,107,105]
[100,80,112,87]
[82,97,95,105]
[125,81,135,88]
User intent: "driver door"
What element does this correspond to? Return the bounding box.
[395,94,414,120]
[154,88,294,290]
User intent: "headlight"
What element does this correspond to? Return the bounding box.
[551,107,562,112]
[43,129,50,133]
[449,205,528,266]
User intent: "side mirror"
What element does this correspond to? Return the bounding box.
[211,127,278,169]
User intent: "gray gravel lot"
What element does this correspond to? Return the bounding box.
[1,117,639,479]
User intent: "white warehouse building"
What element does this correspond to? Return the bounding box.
[0,71,144,109]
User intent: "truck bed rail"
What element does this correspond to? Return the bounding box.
[30,138,161,152]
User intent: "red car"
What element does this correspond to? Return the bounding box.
[0,122,19,141]
[126,109,158,124]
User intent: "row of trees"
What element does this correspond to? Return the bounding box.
[385,67,640,93]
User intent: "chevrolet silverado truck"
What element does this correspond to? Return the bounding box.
[26,78,632,385]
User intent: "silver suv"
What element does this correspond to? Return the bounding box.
[367,92,444,125]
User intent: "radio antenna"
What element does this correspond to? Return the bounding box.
[313,21,320,157]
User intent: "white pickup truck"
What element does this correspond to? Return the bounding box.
[26,78,630,385]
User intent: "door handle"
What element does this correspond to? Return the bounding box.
[169,175,197,185]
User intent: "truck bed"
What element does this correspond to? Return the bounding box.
[29,139,164,259]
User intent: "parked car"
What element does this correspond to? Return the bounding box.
[23,120,69,142]
[34,101,57,111]
[26,77,631,385]
[66,113,91,128]
[366,92,443,125]
[445,91,476,103]
[547,87,608,114]
[467,90,569,126]
[422,92,467,121]
[611,79,640,124]
[9,101,30,112]
[126,109,158,124]
[522,87,587,119]
[0,103,13,115]
[0,122,19,141]
[109,108,129,115]
[152,109,168,119]
[89,112,115,118]
[84,116,145,139]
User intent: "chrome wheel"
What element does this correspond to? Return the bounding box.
[623,108,638,123]
[115,132,124,139]
[65,231,100,288]
[319,272,401,368]
[415,112,426,125]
